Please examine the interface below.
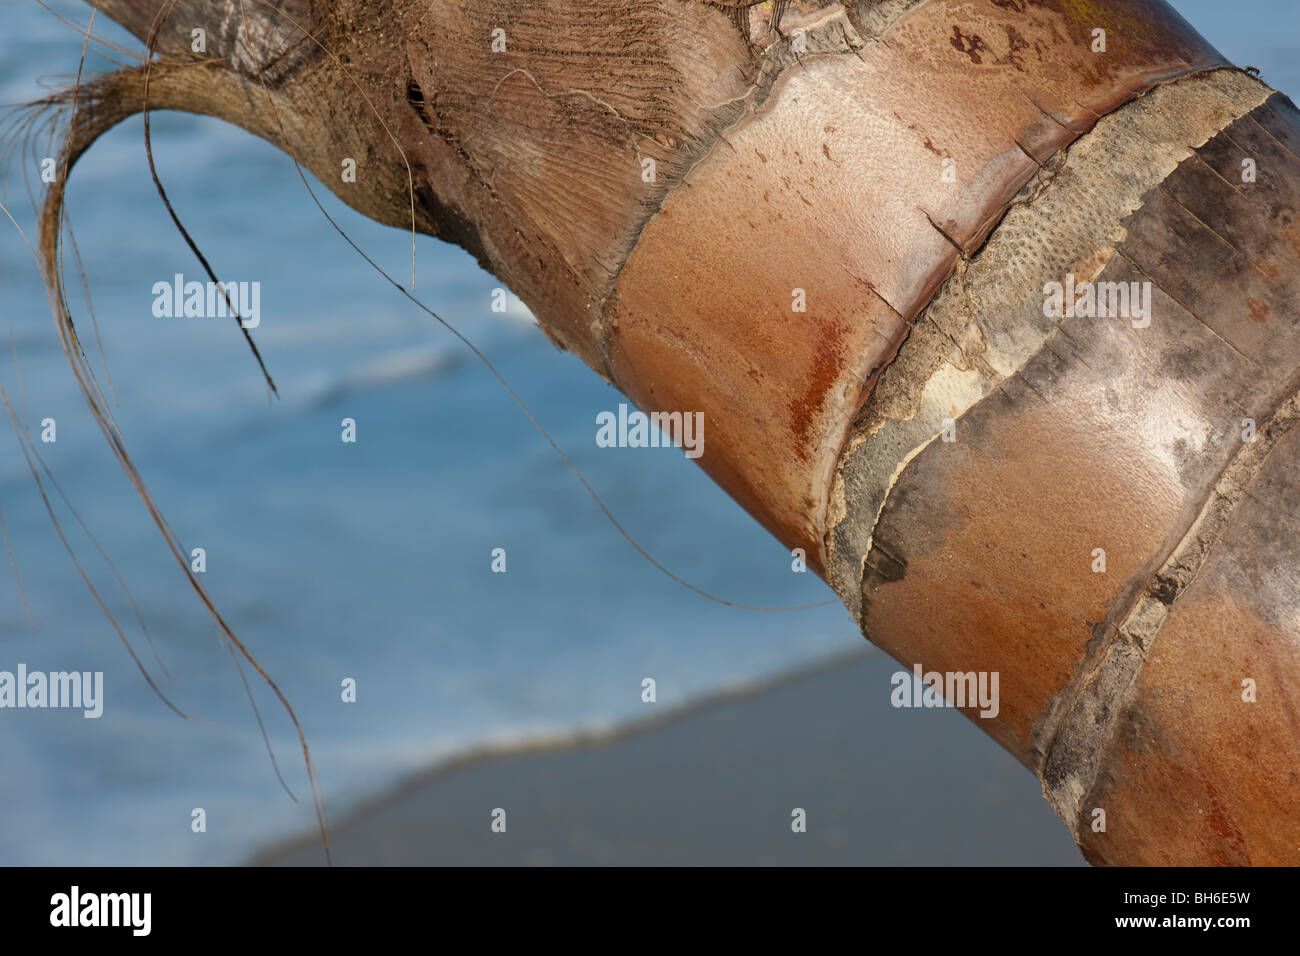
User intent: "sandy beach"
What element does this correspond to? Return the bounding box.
[255,648,1084,866]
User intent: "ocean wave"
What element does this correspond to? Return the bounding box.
[296,344,462,411]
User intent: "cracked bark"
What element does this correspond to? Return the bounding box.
[60,0,1300,863]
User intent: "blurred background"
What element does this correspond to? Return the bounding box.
[0,0,1292,865]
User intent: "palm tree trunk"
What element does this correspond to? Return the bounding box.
[63,0,1300,864]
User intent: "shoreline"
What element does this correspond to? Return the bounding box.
[254,646,1083,866]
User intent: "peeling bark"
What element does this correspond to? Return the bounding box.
[58,0,1300,863]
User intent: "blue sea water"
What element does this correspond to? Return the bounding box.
[0,1,1295,866]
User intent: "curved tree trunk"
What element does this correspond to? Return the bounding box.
[60,0,1300,864]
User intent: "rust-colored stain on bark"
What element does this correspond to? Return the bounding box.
[604,0,1222,567]
[1202,782,1249,866]
[789,320,849,456]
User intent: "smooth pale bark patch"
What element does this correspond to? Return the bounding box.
[826,70,1271,617]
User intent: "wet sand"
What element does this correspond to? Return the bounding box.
[255,648,1084,866]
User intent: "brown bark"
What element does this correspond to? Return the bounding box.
[52,0,1300,864]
